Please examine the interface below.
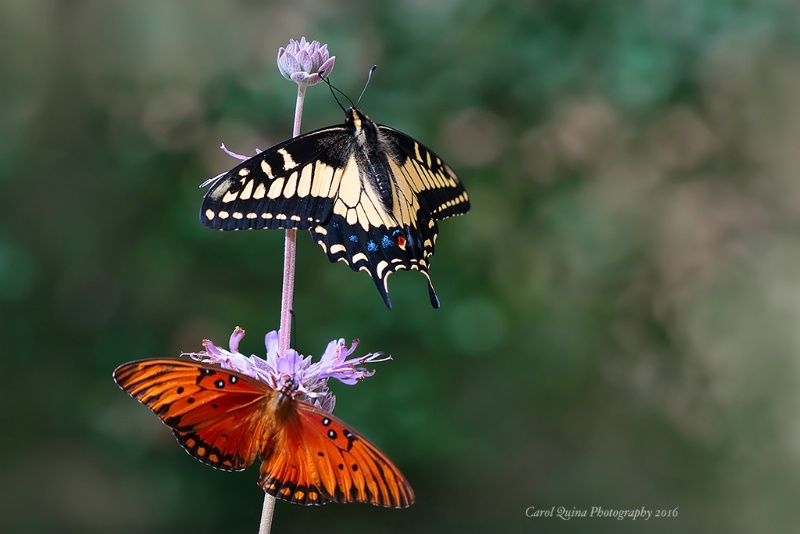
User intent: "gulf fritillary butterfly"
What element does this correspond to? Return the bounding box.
[113,359,414,508]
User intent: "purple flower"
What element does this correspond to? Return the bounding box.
[201,38,333,185]
[277,37,335,86]
[219,143,260,161]
[185,327,389,412]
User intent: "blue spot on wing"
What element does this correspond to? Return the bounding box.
[307,213,443,310]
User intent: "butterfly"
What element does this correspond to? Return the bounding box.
[113,359,414,508]
[200,106,470,309]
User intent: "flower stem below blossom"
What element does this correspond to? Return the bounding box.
[259,82,307,534]
[278,83,306,359]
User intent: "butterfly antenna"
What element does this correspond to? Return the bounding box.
[356,64,378,106]
[319,69,354,111]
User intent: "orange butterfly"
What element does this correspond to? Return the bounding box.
[113,358,414,508]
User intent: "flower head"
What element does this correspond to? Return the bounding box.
[277,37,335,86]
[185,327,389,412]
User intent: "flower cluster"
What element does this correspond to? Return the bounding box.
[208,37,335,168]
[277,37,335,86]
[186,327,389,413]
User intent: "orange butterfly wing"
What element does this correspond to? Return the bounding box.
[259,400,415,508]
[114,359,276,471]
[113,359,414,508]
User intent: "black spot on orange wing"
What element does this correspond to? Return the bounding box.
[174,431,245,472]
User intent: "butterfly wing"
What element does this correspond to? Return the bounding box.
[310,122,471,309]
[113,359,277,471]
[200,108,470,309]
[258,399,415,508]
[378,124,471,221]
[201,125,354,230]
[115,359,414,508]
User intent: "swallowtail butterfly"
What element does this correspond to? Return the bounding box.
[200,106,470,309]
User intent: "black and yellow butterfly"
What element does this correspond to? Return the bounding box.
[200,106,470,309]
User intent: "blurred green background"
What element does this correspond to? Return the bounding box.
[3,0,800,532]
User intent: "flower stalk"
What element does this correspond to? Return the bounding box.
[209,37,337,534]
[276,82,306,377]
[186,325,389,533]
[266,37,334,534]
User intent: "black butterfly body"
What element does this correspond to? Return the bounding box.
[201,107,470,309]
